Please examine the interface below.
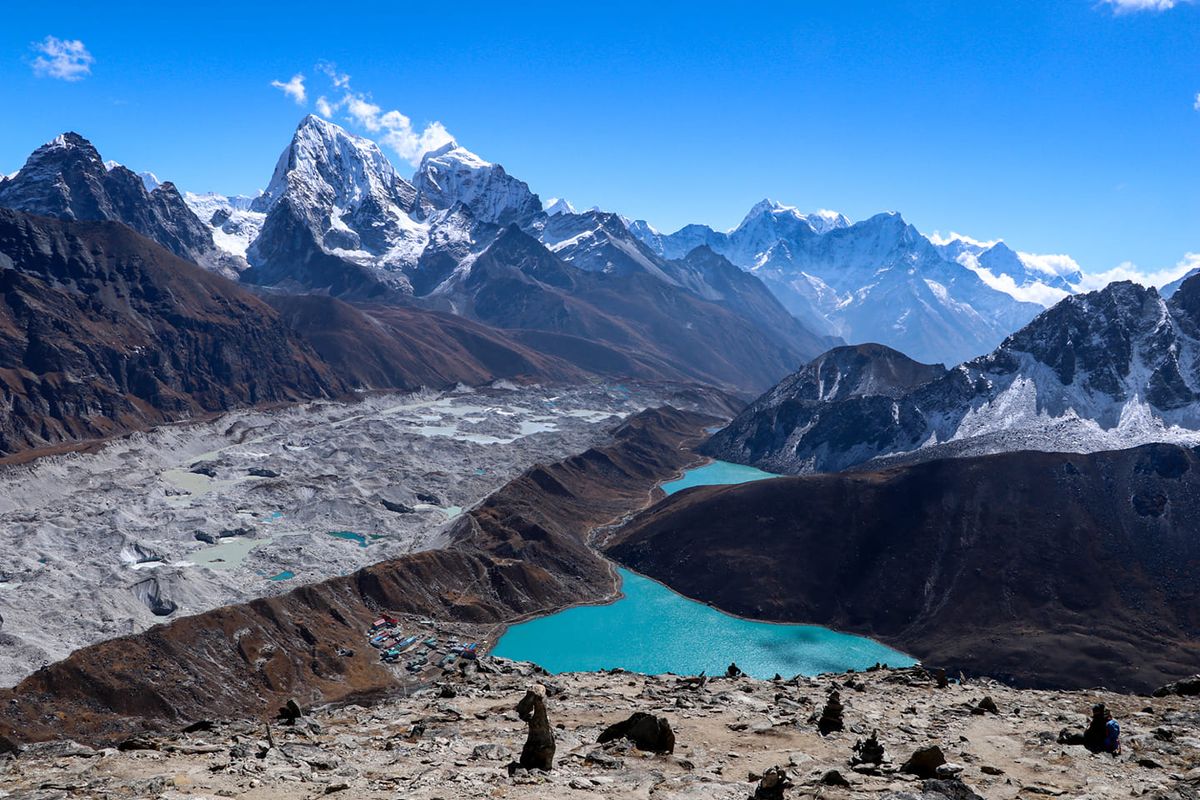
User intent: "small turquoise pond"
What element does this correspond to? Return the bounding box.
[493,569,913,678]
[328,531,369,548]
[660,459,780,495]
[268,570,295,581]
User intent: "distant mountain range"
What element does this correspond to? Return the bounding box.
[1,117,1194,449]
[705,276,1200,473]
[0,119,831,395]
[1,116,1110,371]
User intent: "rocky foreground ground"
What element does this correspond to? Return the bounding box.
[3,660,1198,800]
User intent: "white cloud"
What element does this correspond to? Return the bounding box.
[317,62,350,89]
[270,74,307,105]
[929,231,1000,249]
[1015,251,1083,279]
[273,62,456,165]
[1074,253,1200,291]
[1102,0,1183,12]
[31,36,93,81]
[338,91,455,163]
[969,266,1072,307]
[1194,92,1200,111]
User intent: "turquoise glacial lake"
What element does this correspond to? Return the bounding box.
[659,459,780,495]
[493,568,914,678]
[494,458,914,677]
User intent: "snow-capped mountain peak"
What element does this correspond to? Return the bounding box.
[543,197,577,216]
[412,140,541,226]
[254,114,415,217]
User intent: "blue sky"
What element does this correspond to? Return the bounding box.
[1,0,1197,280]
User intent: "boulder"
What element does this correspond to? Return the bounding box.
[971,696,998,715]
[597,712,675,754]
[381,499,415,514]
[1153,676,1200,697]
[249,467,280,478]
[819,769,850,787]
[901,745,946,778]
[277,699,303,724]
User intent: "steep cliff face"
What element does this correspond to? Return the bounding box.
[609,443,1200,692]
[0,407,714,745]
[0,209,345,454]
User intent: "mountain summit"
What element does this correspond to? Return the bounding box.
[412,141,542,225]
[0,132,236,275]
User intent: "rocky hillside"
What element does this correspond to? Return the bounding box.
[4,662,1198,799]
[0,407,715,745]
[609,443,1200,693]
[706,278,1200,473]
[264,294,589,390]
[0,208,345,455]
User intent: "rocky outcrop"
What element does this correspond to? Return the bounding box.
[609,443,1200,692]
[597,712,675,754]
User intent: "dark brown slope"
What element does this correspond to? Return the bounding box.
[265,294,589,390]
[0,209,345,455]
[608,444,1200,693]
[0,407,714,746]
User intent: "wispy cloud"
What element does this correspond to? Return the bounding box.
[1194,92,1200,111]
[1075,253,1200,291]
[276,62,455,165]
[31,36,93,81]
[270,74,307,105]
[1101,0,1189,12]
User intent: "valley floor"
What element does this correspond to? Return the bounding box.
[0,381,688,688]
[2,661,1197,799]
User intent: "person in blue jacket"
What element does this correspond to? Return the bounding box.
[1104,709,1121,755]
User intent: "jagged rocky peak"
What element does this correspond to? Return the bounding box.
[253,114,417,216]
[413,140,542,226]
[999,279,1192,407]
[0,131,225,270]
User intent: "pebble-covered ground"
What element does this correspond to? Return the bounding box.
[3,661,1197,800]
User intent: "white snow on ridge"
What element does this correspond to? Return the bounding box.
[184,191,266,259]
